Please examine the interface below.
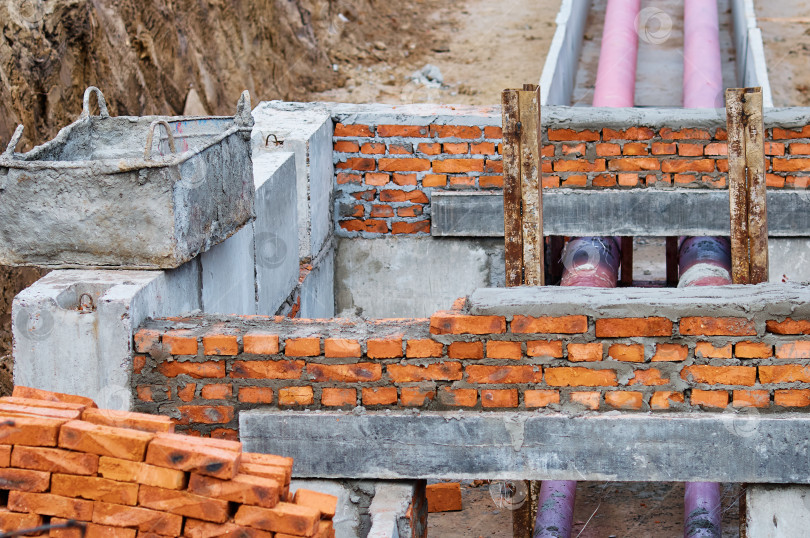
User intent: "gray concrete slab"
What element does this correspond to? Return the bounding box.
[468,280,810,320]
[540,0,592,106]
[301,243,336,319]
[241,410,810,483]
[745,485,810,537]
[770,239,810,284]
[430,190,810,238]
[200,223,257,315]
[335,237,503,319]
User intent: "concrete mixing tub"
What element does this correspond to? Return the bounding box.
[0,87,255,269]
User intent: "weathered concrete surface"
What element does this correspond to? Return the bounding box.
[252,102,334,260]
[253,152,299,315]
[335,237,503,318]
[301,243,336,319]
[769,239,810,284]
[200,224,257,315]
[13,268,200,409]
[745,485,810,536]
[539,0,592,106]
[368,481,427,538]
[0,92,255,268]
[241,411,810,483]
[469,281,810,320]
[431,190,810,237]
[732,0,774,106]
[290,480,375,538]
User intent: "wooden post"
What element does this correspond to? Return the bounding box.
[726,87,769,284]
[620,236,634,286]
[548,236,565,284]
[502,85,544,287]
[666,237,680,287]
[511,480,540,538]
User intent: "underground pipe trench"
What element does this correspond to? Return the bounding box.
[535,0,729,536]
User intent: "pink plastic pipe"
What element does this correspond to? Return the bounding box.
[683,0,724,108]
[593,0,642,107]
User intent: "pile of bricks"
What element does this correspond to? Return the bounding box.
[333,114,810,237]
[0,386,336,537]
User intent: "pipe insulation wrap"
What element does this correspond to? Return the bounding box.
[684,482,723,538]
[677,236,732,287]
[560,237,621,288]
[593,0,642,107]
[533,481,578,538]
[683,0,724,108]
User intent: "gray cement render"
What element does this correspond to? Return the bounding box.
[469,281,810,320]
[300,242,336,319]
[252,102,334,261]
[539,0,592,106]
[241,410,810,483]
[13,269,201,409]
[253,152,300,315]
[732,0,774,107]
[200,223,257,315]
[367,482,419,538]
[335,237,503,319]
[770,239,810,284]
[745,485,810,537]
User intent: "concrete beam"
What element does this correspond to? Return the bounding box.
[430,190,810,237]
[241,411,810,483]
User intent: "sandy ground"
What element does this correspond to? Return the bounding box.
[310,0,562,106]
[757,0,810,106]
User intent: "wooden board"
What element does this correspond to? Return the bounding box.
[501,89,523,287]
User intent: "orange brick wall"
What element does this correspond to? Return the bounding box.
[133,304,810,438]
[333,116,810,236]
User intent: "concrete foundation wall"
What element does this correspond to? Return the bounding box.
[732,0,774,107]
[745,485,810,536]
[539,0,592,106]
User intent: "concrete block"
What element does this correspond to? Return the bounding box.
[300,245,335,319]
[200,223,256,315]
[368,481,426,538]
[770,239,810,284]
[335,237,502,319]
[745,485,810,537]
[539,0,592,105]
[240,410,810,483]
[290,480,374,538]
[253,152,299,315]
[252,102,334,260]
[13,268,201,410]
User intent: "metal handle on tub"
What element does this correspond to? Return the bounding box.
[143,120,177,160]
[80,87,110,119]
[1,125,25,159]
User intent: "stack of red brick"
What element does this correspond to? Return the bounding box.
[0,386,336,537]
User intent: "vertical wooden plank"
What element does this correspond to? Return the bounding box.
[502,89,523,287]
[511,480,538,538]
[726,88,750,284]
[743,88,769,284]
[666,237,680,287]
[548,236,565,284]
[619,237,633,286]
[518,87,544,286]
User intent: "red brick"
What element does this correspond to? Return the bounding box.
[431,312,506,335]
[392,220,430,234]
[681,365,756,386]
[360,142,385,154]
[184,520,273,538]
[423,174,447,187]
[650,391,684,410]
[570,392,600,410]
[146,432,240,479]
[651,344,689,362]
[199,384,232,400]
[367,338,403,358]
[294,488,339,519]
[51,473,139,505]
[603,127,655,140]
[592,173,617,187]
[324,338,362,358]
[321,388,357,407]
[284,338,320,357]
[773,158,810,172]
[335,124,373,137]
[567,343,603,362]
[775,341,810,359]
[511,315,587,334]
[93,501,182,534]
[553,159,606,172]
[608,157,660,171]
[135,329,161,354]
[337,172,361,185]
[691,390,728,408]
[775,389,810,407]
[176,383,196,402]
[704,142,728,156]
[278,387,314,406]
[231,360,304,379]
[678,143,704,156]
[0,468,50,492]
[340,219,389,234]
[400,387,435,407]
[0,509,42,534]
[336,157,375,171]
[444,142,468,154]
[733,390,770,408]
[608,344,645,363]
[426,483,462,513]
[234,503,321,536]
[486,341,522,360]
[362,387,398,406]
[82,408,173,434]
[98,456,185,490]
[430,125,482,139]
[396,205,423,218]
[238,387,274,404]
[177,405,234,425]
[437,387,477,407]
[465,365,542,384]
[162,331,198,355]
[481,389,518,408]
[133,355,146,374]
[661,159,715,173]
[11,446,97,475]
[766,174,786,188]
[447,341,484,359]
[544,367,618,387]
[680,317,756,336]
[759,365,810,384]
[418,143,441,155]
[334,140,359,152]
[618,173,639,187]
[393,173,417,186]
[388,363,462,382]
[0,414,63,447]
[563,143,587,155]
[735,342,773,359]
[790,142,810,154]
[695,342,732,359]
[605,391,643,410]
[548,129,599,141]
[138,484,229,523]
[377,125,428,137]
[308,363,382,383]
[596,143,621,157]
[157,360,225,379]
[59,420,153,461]
[651,142,677,155]
[379,189,429,203]
[432,159,484,174]
[480,175,504,188]
[524,390,560,408]
[562,174,587,187]
[595,317,672,337]
[242,333,280,355]
[448,175,475,188]
[767,318,810,335]
[472,142,496,154]
[7,491,93,521]
[484,126,503,138]
[379,158,431,172]
[365,173,390,187]
[660,128,711,140]
[49,517,137,538]
[629,368,669,386]
[406,339,444,358]
[527,340,564,358]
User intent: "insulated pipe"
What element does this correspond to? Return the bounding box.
[684,482,723,538]
[683,0,723,108]
[592,0,642,107]
[560,237,622,288]
[533,481,577,538]
[678,237,732,287]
